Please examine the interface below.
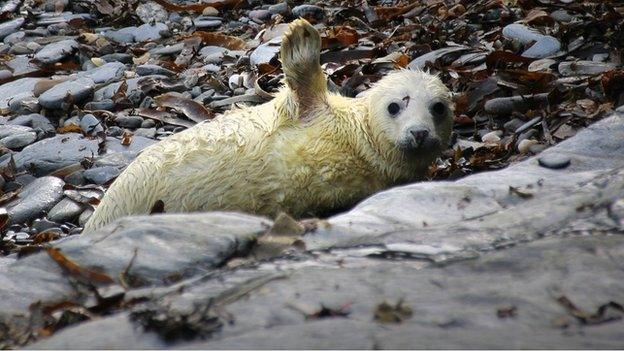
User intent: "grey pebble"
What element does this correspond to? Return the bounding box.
[79,114,103,135]
[292,4,325,20]
[5,176,65,225]
[38,77,95,110]
[134,23,169,42]
[1,132,37,150]
[83,166,120,185]
[134,127,157,139]
[136,64,175,76]
[64,171,86,186]
[33,39,79,64]
[115,116,144,128]
[141,119,156,128]
[47,197,84,223]
[80,62,126,84]
[0,18,25,40]
[268,2,289,15]
[538,154,571,169]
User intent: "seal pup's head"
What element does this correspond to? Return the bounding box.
[363,70,454,157]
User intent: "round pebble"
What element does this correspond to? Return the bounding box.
[538,154,571,169]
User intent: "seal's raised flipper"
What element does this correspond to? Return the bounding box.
[280,19,327,119]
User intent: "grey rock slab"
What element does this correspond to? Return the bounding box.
[136,1,168,24]
[135,64,175,76]
[134,23,168,42]
[10,134,100,176]
[0,131,37,150]
[93,75,166,101]
[47,197,84,223]
[8,133,157,176]
[249,37,281,66]
[80,61,126,84]
[38,77,95,109]
[502,23,561,58]
[30,235,624,349]
[0,212,270,317]
[303,113,624,252]
[4,176,64,225]
[79,114,103,135]
[0,17,24,40]
[103,27,136,43]
[0,77,40,109]
[33,39,79,64]
[408,46,471,70]
[0,124,32,139]
[4,54,39,75]
[558,61,617,77]
[83,166,120,184]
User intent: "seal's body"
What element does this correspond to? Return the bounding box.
[83,19,454,232]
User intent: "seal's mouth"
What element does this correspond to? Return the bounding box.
[397,129,442,153]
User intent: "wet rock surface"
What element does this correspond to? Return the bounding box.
[0,0,623,348]
[1,112,623,349]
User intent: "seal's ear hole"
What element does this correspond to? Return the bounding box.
[387,102,401,116]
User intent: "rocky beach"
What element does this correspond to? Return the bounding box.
[0,0,623,348]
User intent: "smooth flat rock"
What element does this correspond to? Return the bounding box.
[83,166,120,184]
[33,39,79,64]
[0,212,270,317]
[8,133,157,176]
[47,197,84,223]
[0,131,37,150]
[38,77,95,109]
[0,78,40,109]
[0,17,24,40]
[5,176,64,225]
[134,23,168,42]
[80,61,126,84]
[3,112,624,349]
[0,125,32,139]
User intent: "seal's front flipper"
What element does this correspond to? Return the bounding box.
[280,19,327,119]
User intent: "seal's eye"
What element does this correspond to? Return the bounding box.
[387,102,401,116]
[430,102,447,121]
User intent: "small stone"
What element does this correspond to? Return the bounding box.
[80,61,126,84]
[249,10,271,22]
[79,114,103,135]
[517,139,538,154]
[91,57,105,66]
[538,154,571,169]
[268,2,289,15]
[136,1,168,24]
[194,18,222,29]
[0,18,25,40]
[141,119,156,128]
[503,118,524,133]
[134,128,157,139]
[115,116,144,128]
[31,218,61,233]
[136,64,175,76]
[83,166,121,185]
[202,6,219,16]
[78,208,94,227]
[5,176,65,225]
[38,77,95,110]
[134,23,169,42]
[292,4,325,21]
[1,132,37,150]
[481,131,501,144]
[47,197,84,223]
[64,171,86,186]
[33,39,79,64]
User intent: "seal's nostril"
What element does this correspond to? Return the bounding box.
[410,129,429,143]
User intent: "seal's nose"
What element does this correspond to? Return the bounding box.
[410,129,429,145]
